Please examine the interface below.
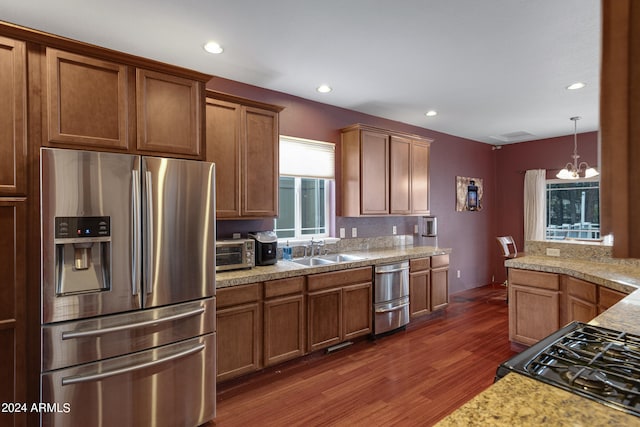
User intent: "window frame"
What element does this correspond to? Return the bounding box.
[545,177,600,241]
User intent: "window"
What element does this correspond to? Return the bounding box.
[275,136,335,240]
[546,179,600,240]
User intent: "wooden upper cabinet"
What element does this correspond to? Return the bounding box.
[136,68,201,157]
[205,98,241,217]
[46,48,205,158]
[361,130,389,215]
[46,48,130,150]
[242,106,279,217]
[205,91,283,219]
[390,135,411,214]
[411,139,431,214]
[0,36,26,196]
[340,124,432,216]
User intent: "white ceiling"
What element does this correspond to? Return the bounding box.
[0,0,601,144]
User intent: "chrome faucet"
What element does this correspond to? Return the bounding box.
[304,238,326,257]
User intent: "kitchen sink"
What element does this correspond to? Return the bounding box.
[317,253,365,263]
[290,253,365,266]
[290,257,336,266]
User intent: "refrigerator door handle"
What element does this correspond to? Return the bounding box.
[61,343,205,386]
[145,170,154,295]
[61,306,206,340]
[131,169,141,296]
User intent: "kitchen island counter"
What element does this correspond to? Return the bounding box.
[438,255,640,426]
[216,245,451,288]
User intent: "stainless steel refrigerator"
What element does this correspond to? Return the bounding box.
[40,147,216,427]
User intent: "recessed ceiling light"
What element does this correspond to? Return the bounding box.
[203,41,223,54]
[566,82,586,90]
[425,110,438,117]
[316,84,332,93]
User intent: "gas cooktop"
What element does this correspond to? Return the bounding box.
[497,322,640,417]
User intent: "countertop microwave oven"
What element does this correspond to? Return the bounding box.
[216,239,254,272]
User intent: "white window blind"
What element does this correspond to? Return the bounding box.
[279,136,335,179]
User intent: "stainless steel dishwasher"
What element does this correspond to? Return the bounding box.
[373,261,410,335]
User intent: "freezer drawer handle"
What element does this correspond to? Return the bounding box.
[375,303,409,314]
[61,307,206,340]
[61,343,205,386]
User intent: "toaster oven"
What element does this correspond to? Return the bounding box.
[215,239,254,272]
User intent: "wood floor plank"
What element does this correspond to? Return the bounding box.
[210,284,518,426]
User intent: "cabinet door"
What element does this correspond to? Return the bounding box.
[598,287,626,314]
[411,140,431,214]
[46,48,130,150]
[264,294,305,367]
[136,69,201,157]
[564,277,597,324]
[343,282,372,340]
[307,288,342,352]
[216,302,261,382]
[390,136,411,214]
[0,37,26,196]
[430,267,449,311]
[242,107,279,217]
[509,284,559,346]
[0,200,26,427]
[360,130,389,214]
[205,98,241,218]
[409,270,430,318]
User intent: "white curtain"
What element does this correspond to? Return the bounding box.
[524,169,546,241]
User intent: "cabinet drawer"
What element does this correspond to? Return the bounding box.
[217,283,261,308]
[410,257,430,272]
[565,276,596,303]
[264,276,305,298]
[509,269,559,291]
[431,254,449,269]
[307,267,372,292]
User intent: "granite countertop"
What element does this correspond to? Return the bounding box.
[505,255,640,294]
[216,245,451,288]
[437,255,640,426]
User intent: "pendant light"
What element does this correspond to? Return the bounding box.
[556,116,599,179]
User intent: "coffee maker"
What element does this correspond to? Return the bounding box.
[249,231,278,266]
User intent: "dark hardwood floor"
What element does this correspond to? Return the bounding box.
[211,284,520,426]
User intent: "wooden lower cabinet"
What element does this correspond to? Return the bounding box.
[0,200,26,427]
[431,254,450,311]
[263,277,305,367]
[216,284,262,382]
[509,268,632,346]
[307,288,342,352]
[562,276,597,324]
[343,282,372,340]
[509,269,560,346]
[409,257,430,318]
[598,287,626,314]
[307,267,373,352]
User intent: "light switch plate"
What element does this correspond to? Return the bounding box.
[339,228,346,238]
[392,226,397,235]
[351,227,358,238]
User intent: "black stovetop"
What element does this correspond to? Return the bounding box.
[496,321,640,417]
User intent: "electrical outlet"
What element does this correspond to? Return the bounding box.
[414,224,419,233]
[339,228,346,238]
[392,225,397,235]
[457,270,461,279]
[351,227,358,238]
[546,248,561,257]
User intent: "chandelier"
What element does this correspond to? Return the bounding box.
[556,116,599,179]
